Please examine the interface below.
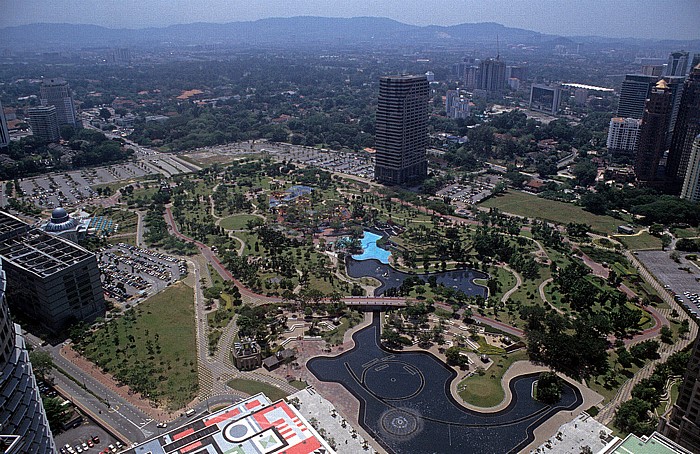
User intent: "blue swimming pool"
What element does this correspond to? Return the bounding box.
[352,231,391,264]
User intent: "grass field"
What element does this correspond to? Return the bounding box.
[618,232,662,251]
[457,350,528,408]
[219,214,264,231]
[480,191,622,234]
[80,283,197,409]
[227,378,290,402]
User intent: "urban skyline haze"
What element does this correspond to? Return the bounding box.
[1,0,699,41]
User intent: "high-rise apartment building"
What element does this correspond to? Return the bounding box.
[374,75,429,185]
[40,78,79,128]
[529,84,562,115]
[0,261,56,454]
[661,334,700,452]
[607,117,642,160]
[28,106,60,142]
[634,80,673,184]
[665,51,690,77]
[666,64,700,193]
[680,135,700,203]
[0,100,9,149]
[477,58,506,93]
[445,90,471,119]
[0,211,105,334]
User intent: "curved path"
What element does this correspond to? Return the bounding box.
[164,203,693,436]
[500,264,522,304]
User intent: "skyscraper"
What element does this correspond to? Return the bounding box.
[28,106,60,142]
[665,51,690,77]
[0,261,56,454]
[374,75,429,185]
[0,100,9,149]
[661,334,700,452]
[634,79,673,184]
[680,135,700,203]
[40,78,79,128]
[617,74,657,119]
[477,58,506,93]
[666,64,700,193]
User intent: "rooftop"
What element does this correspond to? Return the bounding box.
[0,229,94,278]
[605,432,693,454]
[0,212,29,240]
[124,394,335,454]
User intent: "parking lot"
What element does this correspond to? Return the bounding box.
[436,175,500,205]
[99,243,187,303]
[7,156,193,210]
[55,420,122,454]
[635,250,700,314]
[182,141,375,179]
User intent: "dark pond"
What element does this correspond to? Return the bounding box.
[307,313,583,454]
[346,257,489,297]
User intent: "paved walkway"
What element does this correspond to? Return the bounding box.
[500,264,522,304]
[595,251,699,425]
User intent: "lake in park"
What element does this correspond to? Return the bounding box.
[346,257,489,297]
[307,313,584,454]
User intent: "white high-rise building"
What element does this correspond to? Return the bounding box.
[606,117,642,158]
[445,90,471,119]
[0,261,56,453]
[680,135,700,203]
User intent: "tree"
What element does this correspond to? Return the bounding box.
[29,350,54,381]
[536,372,563,404]
[660,325,673,344]
[572,160,598,187]
[43,396,70,431]
[614,398,656,436]
[445,347,468,367]
[660,234,672,251]
[99,108,112,121]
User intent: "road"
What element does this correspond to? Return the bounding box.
[24,332,152,444]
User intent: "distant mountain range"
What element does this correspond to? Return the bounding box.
[1,17,697,51]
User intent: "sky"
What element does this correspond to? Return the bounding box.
[2,0,699,40]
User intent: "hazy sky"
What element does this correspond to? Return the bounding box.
[2,0,699,40]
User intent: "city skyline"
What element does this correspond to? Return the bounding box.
[2,0,699,41]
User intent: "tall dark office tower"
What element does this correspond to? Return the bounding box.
[666,64,700,193]
[634,79,673,185]
[661,335,700,452]
[477,58,506,93]
[374,75,428,185]
[617,74,657,119]
[0,100,9,149]
[0,261,57,453]
[40,78,79,128]
[665,51,690,77]
[617,74,684,147]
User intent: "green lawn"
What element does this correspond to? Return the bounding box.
[226,378,290,402]
[481,191,622,234]
[671,227,699,239]
[618,232,662,251]
[457,350,529,408]
[220,214,264,230]
[79,283,198,410]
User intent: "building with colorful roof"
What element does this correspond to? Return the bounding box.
[124,393,335,454]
